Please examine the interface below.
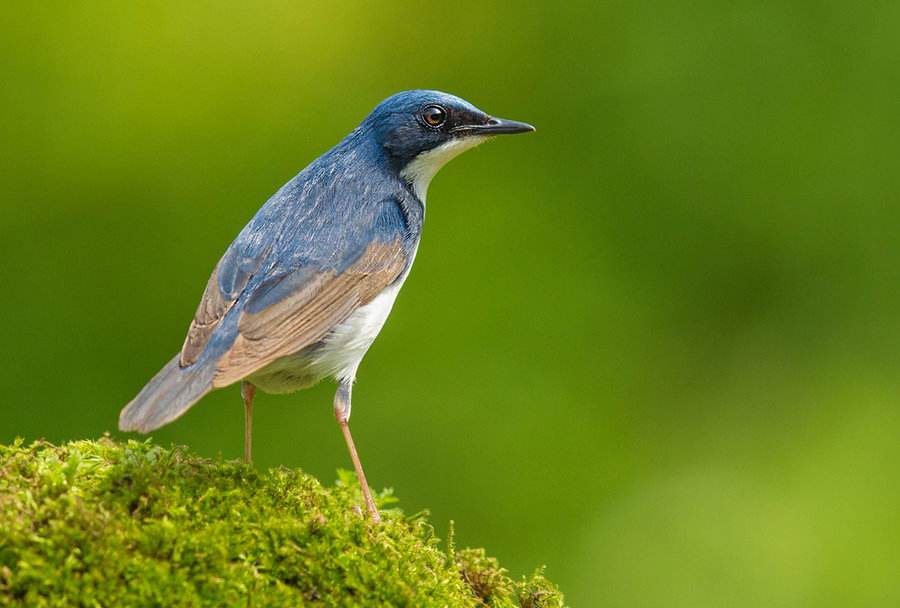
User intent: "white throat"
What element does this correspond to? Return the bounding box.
[400,136,487,202]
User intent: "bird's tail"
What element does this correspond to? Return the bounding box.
[119,355,217,433]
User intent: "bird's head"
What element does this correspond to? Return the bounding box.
[361,90,534,200]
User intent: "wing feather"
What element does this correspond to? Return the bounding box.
[179,249,261,367]
[211,239,407,387]
[180,264,233,366]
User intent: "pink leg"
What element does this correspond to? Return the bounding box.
[241,381,256,464]
[334,382,381,523]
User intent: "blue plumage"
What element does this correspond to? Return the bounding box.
[119,90,533,521]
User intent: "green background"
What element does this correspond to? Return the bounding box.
[2,2,898,605]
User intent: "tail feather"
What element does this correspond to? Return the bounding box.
[119,355,217,433]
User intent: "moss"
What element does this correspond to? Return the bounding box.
[454,548,562,608]
[0,438,565,607]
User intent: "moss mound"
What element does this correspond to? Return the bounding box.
[0,439,564,607]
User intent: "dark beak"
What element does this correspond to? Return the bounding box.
[457,117,536,135]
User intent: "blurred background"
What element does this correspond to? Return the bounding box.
[2,2,899,605]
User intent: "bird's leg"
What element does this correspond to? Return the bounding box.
[241,381,256,464]
[334,381,381,523]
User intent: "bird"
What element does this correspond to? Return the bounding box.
[118,90,534,522]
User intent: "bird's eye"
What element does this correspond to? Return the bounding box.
[422,105,447,127]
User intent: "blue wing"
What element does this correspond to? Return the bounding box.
[120,162,420,433]
[181,190,413,383]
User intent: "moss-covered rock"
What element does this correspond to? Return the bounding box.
[0,439,564,607]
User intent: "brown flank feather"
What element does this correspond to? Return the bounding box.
[212,240,406,387]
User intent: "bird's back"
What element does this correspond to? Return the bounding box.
[120,132,423,432]
[186,130,422,363]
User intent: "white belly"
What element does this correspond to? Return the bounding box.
[308,281,403,381]
[248,281,405,394]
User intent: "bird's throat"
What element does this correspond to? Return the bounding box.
[400,136,487,202]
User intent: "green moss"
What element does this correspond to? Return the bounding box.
[0,438,565,607]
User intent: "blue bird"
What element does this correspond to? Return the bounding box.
[119,90,534,521]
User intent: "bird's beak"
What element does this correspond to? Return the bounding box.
[456,117,536,136]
